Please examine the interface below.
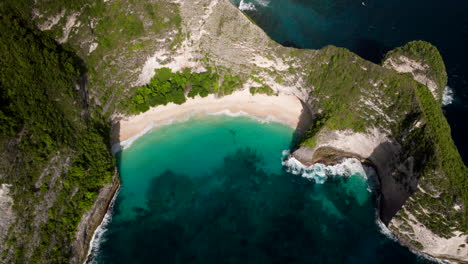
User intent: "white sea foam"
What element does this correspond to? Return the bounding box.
[282,155,368,184]
[84,187,120,264]
[239,0,256,11]
[442,86,454,106]
[375,216,396,241]
[209,109,288,125]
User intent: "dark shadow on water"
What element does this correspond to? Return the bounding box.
[352,38,392,64]
[280,40,301,49]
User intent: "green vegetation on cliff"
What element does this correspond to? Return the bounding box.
[123,67,242,114]
[408,82,468,233]
[0,14,114,263]
[301,46,416,148]
[250,85,276,95]
[299,45,467,236]
[383,40,448,101]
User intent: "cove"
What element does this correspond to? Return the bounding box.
[89,116,434,263]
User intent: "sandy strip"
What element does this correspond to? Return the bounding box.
[116,89,304,150]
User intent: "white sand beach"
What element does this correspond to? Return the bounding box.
[116,89,305,149]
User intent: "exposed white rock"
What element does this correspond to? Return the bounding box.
[317,127,390,159]
[0,184,14,245]
[58,12,80,44]
[89,42,98,54]
[390,209,468,262]
[38,10,65,31]
[385,56,427,72]
[250,55,289,71]
[383,56,439,100]
[137,0,308,101]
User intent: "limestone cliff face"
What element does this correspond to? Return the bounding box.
[0,184,14,254]
[382,41,448,103]
[2,0,465,263]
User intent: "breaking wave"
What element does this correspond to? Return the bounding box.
[281,151,369,184]
[442,86,454,106]
[239,0,256,11]
[238,0,270,11]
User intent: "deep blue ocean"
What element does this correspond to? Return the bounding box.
[232,0,468,164]
[88,116,434,264]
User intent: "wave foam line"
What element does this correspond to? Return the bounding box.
[112,115,192,154]
[208,109,289,126]
[255,0,270,7]
[114,110,291,154]
[239,0,256,11]
[84,187,120,264]
[282,152,368,184]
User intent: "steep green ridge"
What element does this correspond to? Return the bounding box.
[396,81,468,234]
[299,44,467,234]
[2,0,183,115]
[301,46,417,145]
[383,41,447,102]
[0,14,114,263]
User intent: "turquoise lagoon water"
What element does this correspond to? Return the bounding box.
[89,116,434,263]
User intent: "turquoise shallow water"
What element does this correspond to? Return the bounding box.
[91,116,433,263]
[114,116,294,220]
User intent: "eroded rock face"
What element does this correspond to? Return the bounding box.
[292,120,466,263]
[389,208,468,262]
[383,56,438,98]
[0,184,14,250]
[69,174,120,264]
[382,40,448,103]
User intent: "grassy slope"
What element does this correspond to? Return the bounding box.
[0,13,114,263]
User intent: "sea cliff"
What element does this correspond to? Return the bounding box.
[0,0,466,263]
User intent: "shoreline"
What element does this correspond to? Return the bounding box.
[83,185,120,264]
[114,89,306,153]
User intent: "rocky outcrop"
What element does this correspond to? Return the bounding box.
[0,184,14,252]
[70,173,120,264]
[291,127,416,225]
[390,208,468,262]
[383,41,447,103]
